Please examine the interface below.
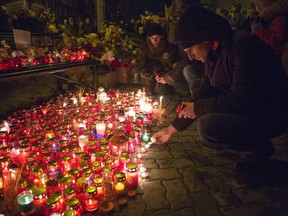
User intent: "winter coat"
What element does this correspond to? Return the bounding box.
[252,0,288,72]
[172,30,288,137]
[252,14,287,55]
[134,37,188,81]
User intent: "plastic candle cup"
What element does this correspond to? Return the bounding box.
[17,191,35,215]
[96,122,106,138]
[126,162,138,189]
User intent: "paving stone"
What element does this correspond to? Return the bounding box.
[163,179,195,210]
[148,168,182,180]
[203,177,241,207]
[190,191,223,216]
[157,158,195,169]
[142,180,170,213]
[144,208,195,216]
[179,167,208,192]
[145,149,173,160]
[232,187,288,205]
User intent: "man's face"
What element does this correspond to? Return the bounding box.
[149,35,161,47]
[183,42,211,63]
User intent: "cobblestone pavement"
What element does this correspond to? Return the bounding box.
[107,91,288,216]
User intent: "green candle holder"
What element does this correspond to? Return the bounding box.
[17,190,35,216]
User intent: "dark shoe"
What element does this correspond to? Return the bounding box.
[234,146,275,174]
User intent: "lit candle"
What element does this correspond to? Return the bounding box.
[139,166,147,173]
[17,191,35,215]
[32,186,47,206]
[126,162,138,189]
[140,172,149,179]
[140,147,147,153]
[95,122,106,138]
[114,182,125,194]
[85,198,99,211]
[78,135,88,151]
[159,96,163,120]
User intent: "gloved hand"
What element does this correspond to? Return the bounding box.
[250,17,263,32]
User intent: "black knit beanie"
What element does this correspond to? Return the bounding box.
[147,23,163,37]
[175,6,232,49]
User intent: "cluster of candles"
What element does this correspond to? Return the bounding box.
[0,49,88,70]
[0,88,162,215]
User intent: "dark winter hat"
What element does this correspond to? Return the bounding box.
[175,6,232,49]
[147,23,163,37]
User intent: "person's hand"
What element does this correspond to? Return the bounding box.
[152,125,177,145]
[155,76,166,84]
[156,74,174,85]
[178,102,197,119]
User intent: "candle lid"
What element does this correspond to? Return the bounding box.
[51,190,62,198]
[82,167,93,175]
[68,168,79,175]
[81,154,91,161]
[96,151,106,158]
[76,177,86,184]
[79,160,88,167]
[64,187,75,195]
[56,174,65,182]
[48,160,58,167]
[57,146,68,153]
[102,166,112,172]
[85,185,97,194]
[32,166,43,173]
[61,155,71,162]
[27,153,37,159]
[32,186,46,196]
[62,210,77,216]
[75,151,85,157]
[46,195,60,205]
[119,154,129,161]
[105,158,114,164]
[115,172,126,182]
[93,177,103,184]
[61,176,73,185]
[127,162,138,170]
[91,161,101,167]
[99,138,107,144]
[87,141,96,146]
[59,139,68,145]
[43,152,52,158]
[66,197,79,207]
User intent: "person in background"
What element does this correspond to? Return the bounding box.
[250,0,288,74]
[159,0,204,99]
[227,2,245,31]
[134,23,188,95]
[152,6,288,174]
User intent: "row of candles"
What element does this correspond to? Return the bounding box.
[0,88,162,215]
[0,49,88,70]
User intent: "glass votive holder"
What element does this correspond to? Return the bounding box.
[17,190,35,216]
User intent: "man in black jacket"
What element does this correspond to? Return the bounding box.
[152,6,288,173]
